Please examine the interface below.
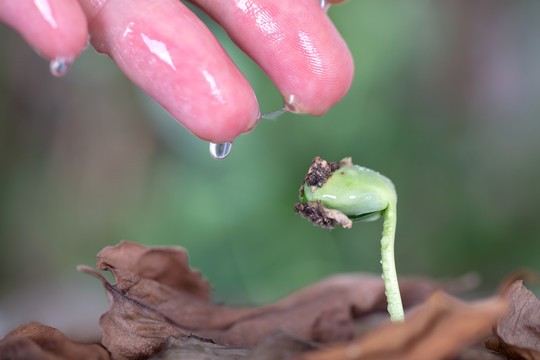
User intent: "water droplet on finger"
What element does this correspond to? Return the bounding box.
[209,142,232,160]
[319,0,331,11]
[50,57,71,77]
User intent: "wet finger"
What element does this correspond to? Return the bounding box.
[0,0,87,75]
[192,0,354,116]
[78,0,260,143]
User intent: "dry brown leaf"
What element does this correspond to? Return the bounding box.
[293,290,507,360]
[149,330,318,360]
[80,241,446,360]
[486,280,540,360]
[454,346,506,360]
[149,335,251,360]
[0,322,110,360]
[97,240,211,301]
[246,330,320,360]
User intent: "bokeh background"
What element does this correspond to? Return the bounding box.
[1,1,539,339]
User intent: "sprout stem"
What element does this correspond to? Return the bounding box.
[381,201,404,322]
[295,157,405,322]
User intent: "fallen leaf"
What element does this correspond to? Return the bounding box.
[97,240,211,301]
[149,334,251,360]
[292,290,507,360]
[246,330,320,360]
[454,346,506,360]
[149,330,318,360]
[0,322,110,360]
[80,241,447,359]
[486,280,540,360]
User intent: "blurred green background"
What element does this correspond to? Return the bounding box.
[1,1,540,339]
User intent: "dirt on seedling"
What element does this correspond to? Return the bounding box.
[294,157,354,229]
[299,156,341,192]
[1,241,539,360]
[294,200,354,230]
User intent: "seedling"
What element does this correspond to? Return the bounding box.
[294,157,404,322]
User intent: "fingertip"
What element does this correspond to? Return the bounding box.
[194,0,355,117]
[283,4,355,116]
[82,0,261,143]
[194,99,262,143]
[0,0,88,66]
[282,32,355,116]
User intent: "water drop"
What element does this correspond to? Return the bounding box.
[262,108,285,120]
[209,142,232,160]
[50,57,71,77]
[319,0,331,11]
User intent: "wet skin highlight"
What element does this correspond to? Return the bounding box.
[1,0,354,144]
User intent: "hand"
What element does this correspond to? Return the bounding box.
[0,0,353,145]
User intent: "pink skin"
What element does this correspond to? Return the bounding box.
[1,0,354,142]
[194,0,354,115]
[80,0,260,143]
[0,0,87,65]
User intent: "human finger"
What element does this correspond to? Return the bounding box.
[192,0,354,116]
[77,0,260,144]
[0,0,87,75]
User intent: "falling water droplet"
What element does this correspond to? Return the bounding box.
[209,142,232,160]
[50,57,71,77]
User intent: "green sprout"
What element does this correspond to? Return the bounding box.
[294,157,404,322]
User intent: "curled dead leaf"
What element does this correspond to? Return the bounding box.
[96,240,211,301]
[149,331,319,360]
[486,280,540,360]
[0,322,110,360]
[293,290,508,360]
[149,335,251,360]
[246,330,320,360]
[79,241,445,360]
[2,241,519,360]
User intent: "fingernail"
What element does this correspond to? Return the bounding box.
[284,94,299,113]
